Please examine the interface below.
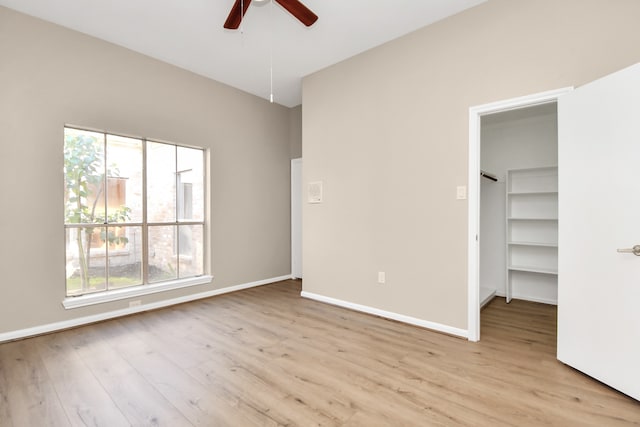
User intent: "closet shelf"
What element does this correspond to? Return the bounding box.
[508,241,558,247]
[508,191,558,196]
[505,166,558,304]
[507,217,558,221]
[508,265,558,275]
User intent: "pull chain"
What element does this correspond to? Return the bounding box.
[269,0,274,103]
[240,0,244,34]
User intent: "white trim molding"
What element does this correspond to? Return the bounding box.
[63,275,214,309]
[511,295,558,306]
[291,157,303,279]
[467,87,573,342]
[301,291,468,339]
[1,274,292,343]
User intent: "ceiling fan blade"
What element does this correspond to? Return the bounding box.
[274,0,318,27]
[224,0,252,30]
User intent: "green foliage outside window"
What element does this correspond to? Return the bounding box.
[64,131,130,293]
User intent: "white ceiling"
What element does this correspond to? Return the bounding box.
[0,0,486,107]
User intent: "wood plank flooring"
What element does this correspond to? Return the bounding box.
[0,280,638,426]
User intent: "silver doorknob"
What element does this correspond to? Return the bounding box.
[617,245,640,256]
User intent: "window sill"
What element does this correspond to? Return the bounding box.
[62,275,213,310]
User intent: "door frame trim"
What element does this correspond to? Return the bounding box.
[291,158,302,278]
[467,87,573,342]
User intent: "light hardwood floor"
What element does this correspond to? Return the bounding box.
[0,280,638,426]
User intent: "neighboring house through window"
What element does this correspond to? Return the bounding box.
[63,127,206,298]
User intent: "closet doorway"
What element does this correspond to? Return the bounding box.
[467,88,571,342]
[480,103,558,309]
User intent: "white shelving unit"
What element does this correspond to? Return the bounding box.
[506,166,558,304]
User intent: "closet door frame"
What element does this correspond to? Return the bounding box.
[466,87,572,342]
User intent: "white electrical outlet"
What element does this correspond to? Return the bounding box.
[129,300,142,308]
[378,272,386,284]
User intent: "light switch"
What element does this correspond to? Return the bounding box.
[456,185,467,200]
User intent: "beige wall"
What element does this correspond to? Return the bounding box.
[0,6,293,334]
[302,0,640,330]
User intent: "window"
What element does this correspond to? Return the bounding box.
[63,127,206,299]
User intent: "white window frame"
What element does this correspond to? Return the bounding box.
[62,126,211,309]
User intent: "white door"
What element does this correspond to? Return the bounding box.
[291,158,302,278]
[558,63,640,400]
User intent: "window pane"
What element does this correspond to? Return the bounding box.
[106,135,143,223]
[65,128,207,297]
[177,146,204,221]
[148,225,178,283]
[65,227,107,296]
[178,224,203,278]
[108,226,143,289]
[64,128,105,224]
[147,142,176,223]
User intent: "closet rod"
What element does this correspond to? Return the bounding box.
[480,170,498,182]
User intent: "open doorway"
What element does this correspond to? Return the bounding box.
[480,103,558,309]
[467,88,572,342]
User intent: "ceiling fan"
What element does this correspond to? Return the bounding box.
[224,0,318,30]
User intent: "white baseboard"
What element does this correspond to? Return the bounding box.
[482,291,557,306]
[511,294,558,305]
[0,275,293,343]
[300,291,468,339]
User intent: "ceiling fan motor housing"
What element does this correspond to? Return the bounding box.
[224,0,318,29]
